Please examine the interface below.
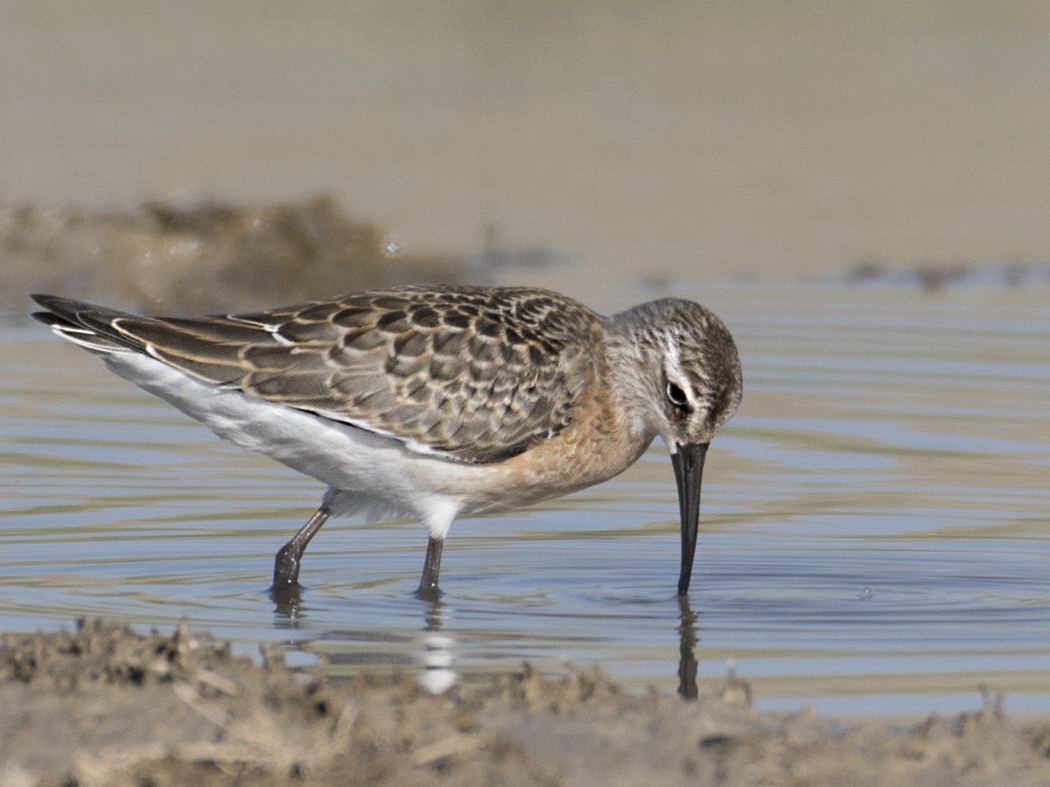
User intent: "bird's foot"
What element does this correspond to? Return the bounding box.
[414,582,442,603]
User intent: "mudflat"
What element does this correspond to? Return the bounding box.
[1,620,1048,787]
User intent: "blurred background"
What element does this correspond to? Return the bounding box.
[3,0,1050,309]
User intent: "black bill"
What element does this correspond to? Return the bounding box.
[671,441,709,595]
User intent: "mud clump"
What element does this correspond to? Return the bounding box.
[1,620,1049,787]
[0,620,551,787]
[1,196,478,316]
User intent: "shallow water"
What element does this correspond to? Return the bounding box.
[2,283,1049,716]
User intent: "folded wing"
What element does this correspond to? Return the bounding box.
[32,288,600,464]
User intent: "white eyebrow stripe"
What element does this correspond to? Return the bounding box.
[664,333,681,376]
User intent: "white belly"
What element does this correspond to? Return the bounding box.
[100,351,486,537]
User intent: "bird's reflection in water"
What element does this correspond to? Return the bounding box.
[677,595,699,700]
[271,582,307,622]
[418,599,457,694]
[269,583,457,693]
[271,584,694,701]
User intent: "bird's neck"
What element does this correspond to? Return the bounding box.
[601,316,665,445]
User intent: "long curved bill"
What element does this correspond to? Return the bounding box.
[671,442,709,595]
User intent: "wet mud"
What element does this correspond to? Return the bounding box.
[1,620,1048,787]
[1,197,478,316]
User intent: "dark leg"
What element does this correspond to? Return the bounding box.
[271,506,330,591]
[416,536,444,601]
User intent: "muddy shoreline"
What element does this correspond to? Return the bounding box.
[1,198,487,316]
[0,620,1047,787]
[5,198,1050,323]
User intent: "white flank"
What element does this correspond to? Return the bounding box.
[98,350,474,530]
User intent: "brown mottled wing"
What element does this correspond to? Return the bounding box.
[38,288,602,464]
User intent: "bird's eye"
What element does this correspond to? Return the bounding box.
[666,382,690,409]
